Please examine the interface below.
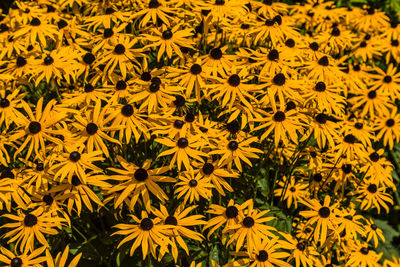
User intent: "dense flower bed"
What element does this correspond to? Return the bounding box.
[0,0,400,266]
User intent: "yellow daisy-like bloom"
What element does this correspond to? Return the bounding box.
[274,177,308,209]
[253,106,304,147]
[1,208,67,252]
[156,135,207,170]
[208,67,258,111]
[153,204,206,262]
[95,35,143,79]
[302,81,345,115]
[225,203,277,253]
[14,16,59,46]
[112,211,172,259]
[45,245,82,267]
[345,241,383,267]
[280,233,320,267]
[299,195,340,245]
[369,64,400,99]
[131,75,181,113]
[71,100,121,157]
[10,98,60,160]
[106,156,175,211]
[104,101,150,144]
[143,24,194,61]
[364,218,385,248]
[355,181,393,213]
[247,237,291,267]
[0,246,46,267]
[203,199,251,239]
[167,59,209,100]
[131,0,174,27]
[209,135,262,172]
[30,48,75,86]
[174,170,213,204]
[375,107,400,149]
[50,146,103,184]
[193,158,239,196]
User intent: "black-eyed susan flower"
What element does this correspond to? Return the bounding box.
[174,170,213,204]
[210,135,262,172]
[143,24,194,61]
[2,208,67,252]
[225,203,277,253]
[112,211,172,259]
[106,156,175,211]
[299,195,340,245]
[156,135,207,170]
[0,246,46,267]
[153,204,206,262]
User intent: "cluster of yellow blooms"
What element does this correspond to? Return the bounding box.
[1,0,400,266]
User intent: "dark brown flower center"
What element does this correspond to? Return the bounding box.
[367,90,377,99]
[165,215,177,225]
[318,56,329,66]
[29,121,41,134]
[140,218,154,230]
[83,53,95,65]
[43,195,54,205]
[24,213,38,227]
[315,81,326,92]
[16,56,27,67]
[228,74,241,87]
[228,140,239,151]
[134,168,148,181]
[384,75,392,83]
[285,38,295,47]
[319,207,331,218]
[162,29,173,40]
[114,44,125,55]
[225,206,238,218]
[268,49,279,61]
[190,64,202,75]
[210,48,222,59]
[315,113,327,124]
[360,247,369,255]
[273,73,285,86]
[273,111,285,122]
[202,163,214,175]
[313,173,322,182]
[69,151,81,162]
[367,184,377,193]
[344,134,356,144]
[256,250,269,262]
[242,216,255,228]
[177,138,188,148]
[0,98,10,108]
[369,152,380,162]
[341,164,352,174]
[30,18,41,26]
[189,179,198,187]
[121,104,134,117]
[10,257,23,267]
[386,118,395,127]
[43,56,54,65]
[86,123,98,135]
[173,120,184,129]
